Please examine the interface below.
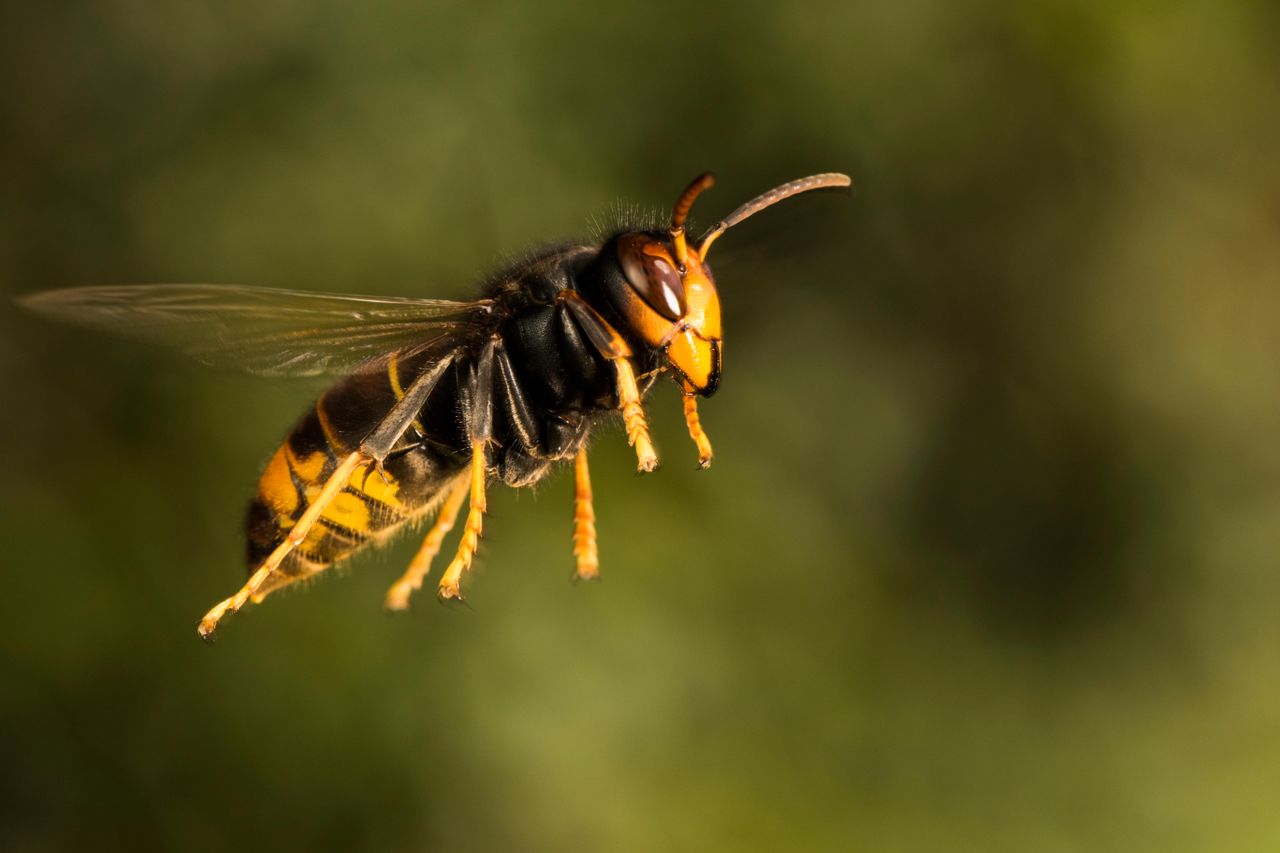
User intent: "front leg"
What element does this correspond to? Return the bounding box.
[557,290,658,473]
[681,387,714,469]
[611,358,659,473]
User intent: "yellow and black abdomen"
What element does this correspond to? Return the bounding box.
[246,350,469,598]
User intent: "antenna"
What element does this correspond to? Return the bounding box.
[697,172,852,258]
[669,172,715,268]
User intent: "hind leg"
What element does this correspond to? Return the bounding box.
[198,351,460,639]
[384,474,469,610]
[199,450,367,638]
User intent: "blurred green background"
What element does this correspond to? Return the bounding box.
[3,2,1280,850]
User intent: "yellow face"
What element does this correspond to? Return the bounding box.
[614,233,723,395]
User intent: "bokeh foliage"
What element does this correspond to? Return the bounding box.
[3,2,1280,850]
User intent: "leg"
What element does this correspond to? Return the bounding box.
[437,439,488,600]
[383,474,469,610]
[199,451,366,639]
[612,357,658,472]
[682,391,714,469]
[198,350,459,639]
[558,290,658,472]
[437,341,496,600]
[572,447,599,580]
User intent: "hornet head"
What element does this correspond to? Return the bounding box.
[605,171,852,397]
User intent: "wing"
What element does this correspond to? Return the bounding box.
[19,284,496,378]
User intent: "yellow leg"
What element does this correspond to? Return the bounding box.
[682,393,714,469]
[554,291,656,473]
[198,451,366,639]
[384,474,469,610]
[437,440,488,600]
[613,358,658,473]
[572,447,599,581]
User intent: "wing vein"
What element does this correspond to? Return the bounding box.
[20,284,494,378]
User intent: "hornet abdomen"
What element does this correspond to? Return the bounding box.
[243,246,627,601]
[246,346,470,597]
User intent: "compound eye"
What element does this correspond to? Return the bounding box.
[620,241,687,321]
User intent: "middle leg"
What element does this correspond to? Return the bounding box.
[437,439,488,600]
[437,340,496,601]
[384,474,469,610]
[572,446,599,581]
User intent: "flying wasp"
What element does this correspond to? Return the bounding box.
[22,171,851,639]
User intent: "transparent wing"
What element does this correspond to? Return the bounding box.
[19,284,495,377]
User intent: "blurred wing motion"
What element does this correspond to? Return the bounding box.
[20,284,494,377]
